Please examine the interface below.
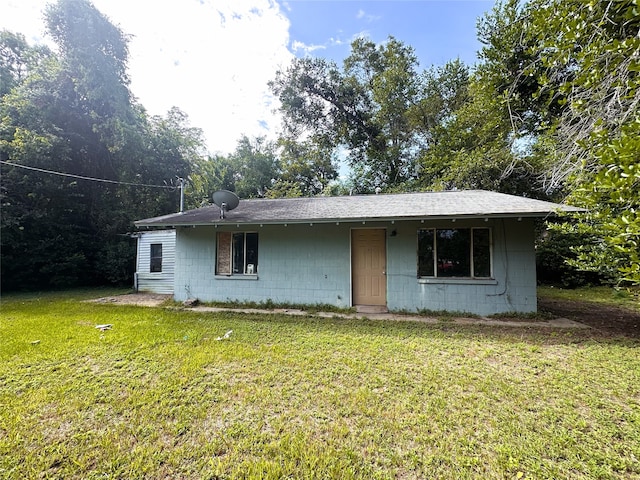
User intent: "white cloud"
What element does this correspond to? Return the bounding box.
[329,37,347,47]
[0,0,50,44]
[291,40,326,55]
[0,0,294,155]
[355,9,381,23]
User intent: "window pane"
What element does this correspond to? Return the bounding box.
[245,232,258,274]
[417,229,434,277]
[436,229,470,277]
[218,232,259,275]
[232,233,245,274]
[473,229,491,277]
[150,244,162,273]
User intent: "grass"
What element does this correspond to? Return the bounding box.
[413,308,480,319]
[538,285,640,312]
[487,310,556,321]
[181,298,357,315]
[1,290,639,479]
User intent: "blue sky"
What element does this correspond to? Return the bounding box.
[284,1,493,67]
[0,0,496,154]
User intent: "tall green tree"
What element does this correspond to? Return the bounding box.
[45,0,133,153]
[187,134,337,203]
[410,59,470,139]
[0,31,52,96]
[343,37,423,189]
[553,122,640,284]
[270,36,424,192]
[0,1,203,289]
[475,0,564,138]
[229,135,280,198]
[412,56,550,196]
[274,139,337,197]
[417,80,537,194]
[187,135,280,204]
[479,0,640,284]
[186,154,236,207]
[529,0,640,284]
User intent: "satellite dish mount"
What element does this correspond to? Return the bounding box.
[212,190,240,219]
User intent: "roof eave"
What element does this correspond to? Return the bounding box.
[134,210,580,228]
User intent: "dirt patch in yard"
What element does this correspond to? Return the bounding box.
[539,297,640,338]
[89,293,172,307]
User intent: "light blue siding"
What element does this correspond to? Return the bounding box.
[173,218,537,315]
[386,219,537,315]
[175,224,352,307]
[135,229,176,294]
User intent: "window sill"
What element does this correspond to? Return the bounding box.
[418,278,497,285]
[215,275,259,281]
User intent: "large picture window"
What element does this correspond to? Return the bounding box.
[418,228,492,278]
[216,232,258,275]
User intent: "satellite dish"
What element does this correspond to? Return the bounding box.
[212,190,240,219]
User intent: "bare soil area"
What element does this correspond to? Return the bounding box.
[539,297,640,338]
[89,293,172,307]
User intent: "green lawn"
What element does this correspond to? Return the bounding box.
[538,285,640,313]
[1,290,639,479]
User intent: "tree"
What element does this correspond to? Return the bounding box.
[475,0,640,284]
[415,61,548,196]
[526,0,639,189]
[229,135,280,198]
[549,121,640,284]
[475,0,563,138]
[0,30,52,96]
[186,154,236,207]
[45,0,133,152]
[275,139,337,196]
[342,37,424,189]
[523,0,640,284]
[270,36,424,192]
[410,59,470,142]
[0,1,206,289]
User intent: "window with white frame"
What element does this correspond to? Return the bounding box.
[418,228,492,278]
[216,232,258,275]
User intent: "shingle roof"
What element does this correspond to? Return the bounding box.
[135,190,584,227]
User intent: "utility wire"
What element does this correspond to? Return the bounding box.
[0,160,177,189]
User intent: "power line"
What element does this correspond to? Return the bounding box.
[0,160,177,189]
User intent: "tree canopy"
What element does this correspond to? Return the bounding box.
[2,0,638,288]
[0,0,202,289]
[270,37,426,192]
[524,0,640,284]
[269,35,548,197]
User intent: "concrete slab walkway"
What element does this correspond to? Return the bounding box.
[187,305,589,329]
[92,294,589,330]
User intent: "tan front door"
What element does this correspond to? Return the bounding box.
[351,228,387,306]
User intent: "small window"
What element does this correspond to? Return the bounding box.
[150,243,162,273]
[216,232,258,275]
[418,228,491,278]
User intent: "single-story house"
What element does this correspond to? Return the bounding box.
[134,190,582,315]
[133,229,176,294]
